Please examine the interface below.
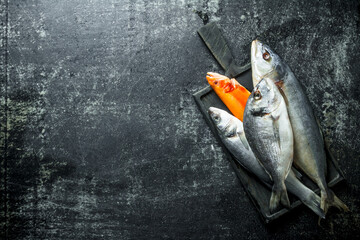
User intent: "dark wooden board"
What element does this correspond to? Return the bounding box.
[193,67,345,223]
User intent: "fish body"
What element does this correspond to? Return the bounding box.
[243,78,293,212]
[208,107,324,218]
[251,40,348,214]
[207,72,250,121]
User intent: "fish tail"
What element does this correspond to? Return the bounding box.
[270,182,290,212]
[333,194,350,212]
[320,189,349,215]
[302,191,326,219]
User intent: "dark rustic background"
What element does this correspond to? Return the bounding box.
[1,0,360,239]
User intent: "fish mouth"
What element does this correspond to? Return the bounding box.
[251,40,258,59]
[251,40,261,85]
[206,72,215,85]
[208,107,216,115]
[208,107,221,125]
[208,107,220,120]
[206,72,227,86]
[251,39,262,61]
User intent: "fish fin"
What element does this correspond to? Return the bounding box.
[277,85,289,106]
[280,191,291,209]
[271,114,281,151]
[238,132,250,151]
[270,182,290,212]
[333,194,350,212]
[271,112,280,122]
[269,189,281,212]
[320,189,349,216]
[302,192,326,219]
[290,166,302,179]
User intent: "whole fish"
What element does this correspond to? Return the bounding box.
[207,72,250,121]
[251,39,348,214]
[208,107,325,218]
[243,77,293,212]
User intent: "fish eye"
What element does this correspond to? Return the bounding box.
[213,115,220,121]
[262,50,270,61]
[227,132,235,138]
[254,90,262,100]
[214,81,218,85]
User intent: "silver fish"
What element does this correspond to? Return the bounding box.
[208,107,324,218]
[251,39,348,214]
[243,78,293,212]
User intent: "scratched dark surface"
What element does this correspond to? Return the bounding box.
[1,0,360,239]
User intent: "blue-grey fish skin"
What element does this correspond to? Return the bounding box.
[243,78,293,211]
[251,40,349,214]
[209,107,270,183]
[208,107,324,218]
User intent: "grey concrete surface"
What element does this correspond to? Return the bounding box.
[0,0,359,239]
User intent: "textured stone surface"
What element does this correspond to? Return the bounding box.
[0,0,359,239]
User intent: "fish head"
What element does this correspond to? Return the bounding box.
[208,107,230,131]
[247,78,280,116]
[206,72,236,93]
[208,107,240,138]
[251,40,284,87]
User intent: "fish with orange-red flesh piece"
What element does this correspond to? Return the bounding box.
[206,72,250,121]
